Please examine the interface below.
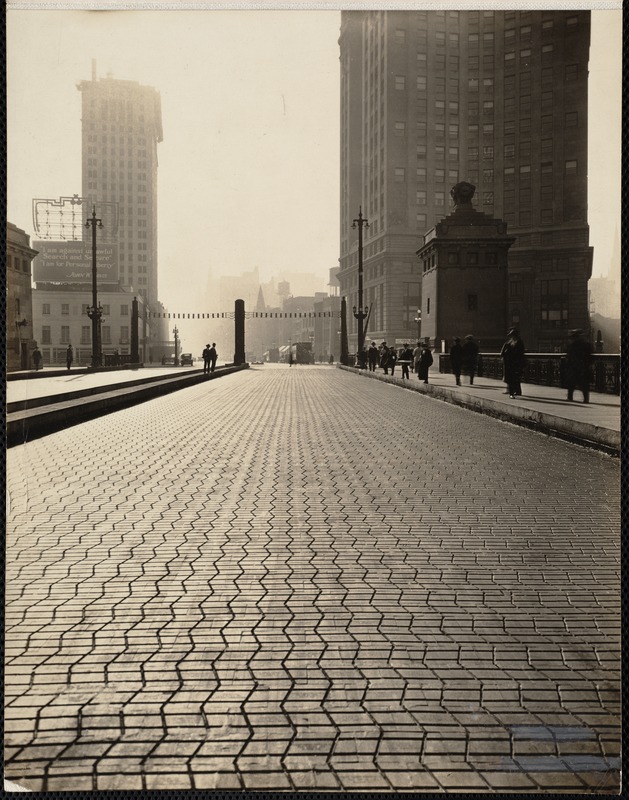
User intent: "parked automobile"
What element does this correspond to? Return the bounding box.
[180,353,194,366]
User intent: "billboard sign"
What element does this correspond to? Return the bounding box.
[33,241,119,283]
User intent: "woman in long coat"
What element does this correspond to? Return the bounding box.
[417,344,433,383]
[500,328,526,398]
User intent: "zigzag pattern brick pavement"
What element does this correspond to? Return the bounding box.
[5,365,620,792]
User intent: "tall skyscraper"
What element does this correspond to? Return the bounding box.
[339,10,592,351]
[78,64,163,337]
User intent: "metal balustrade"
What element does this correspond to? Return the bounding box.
[439,352,620,395]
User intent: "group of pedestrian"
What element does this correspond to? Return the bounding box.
[365,340,434,383]
[448,335,480,386]
[202,343,218,375]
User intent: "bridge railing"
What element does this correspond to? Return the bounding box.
[438,352,620,395]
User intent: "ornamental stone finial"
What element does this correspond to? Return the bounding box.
[450,182,476,207]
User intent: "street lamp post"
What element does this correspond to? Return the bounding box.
[352,207,369,366]
[86,207,103,369]
[414,309,422,343]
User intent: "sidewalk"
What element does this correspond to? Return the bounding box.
[341,366,620,454]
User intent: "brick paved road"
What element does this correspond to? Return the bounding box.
[5,365,620,792]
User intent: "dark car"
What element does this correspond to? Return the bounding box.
[180,353,194,366]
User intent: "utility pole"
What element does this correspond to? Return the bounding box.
[86,207,103,369]
[352,207,369,366]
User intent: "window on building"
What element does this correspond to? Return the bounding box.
[435,169,445,182]
[565,160,578,175]
[542,44,553,53]
[566,16,578,26]
[42,303,50,315]
[483,192,494,205]
[468,78,479,91]
[483,168,494,181]
[449,101,459,113]
[483,146,494,159]
[509,280,522,298]
[541,209,553,225]
[121,304,129,316]
[416,213,427,229]
[540,279,569,329]
[81,326,90,344]
[416,191,426,205]
[60,326,70,344]
[467,294,478,311]
[120,326,129,343]
[449,124,459,137]
[394,121,406,136]
[42,326,51,345]
[483,124,494,135]
[102,326,112,344]
[417,76,426,91]
[395,28,406,43]
[417,167,427,179]
[395,75,406,90]
[61,303,70,316]
[565,111,578,127]
[520,164,531,174]
[542,19,554,29]
[565,64,578,81]
[449,146,459,158]
[102,304,110,315]
[435,192,445,206]
[394,167,405,182]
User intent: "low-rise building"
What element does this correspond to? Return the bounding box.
[32,283,146,367]
[6,222,38,371]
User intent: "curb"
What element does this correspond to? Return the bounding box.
[7,365,249,448]
[338,365,620,456]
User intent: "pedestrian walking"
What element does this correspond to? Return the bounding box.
[368,342,379,372]
[209,343,218,373]
[32,346,43,371]
[380,345,390,375]
[449,337,463,385]
[461,334,479,385]
[400,343,414,379]
[202,344,211,375]
[564,329,592,403]
[413,342,422,379]
[388,347,398,376]
[417,343,433,384]
[500,328,526,398]
[65,344,73,371]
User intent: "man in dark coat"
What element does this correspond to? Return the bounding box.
[66,344,73,371]
[417,344,433,384]
[209,343,218,372]
[564,329,592,403]
[202,344,211,375]
[400,344,414,380]
[450,337,463,385]
[368,342,379,372]
[500,328,526,398]
[461,335,479,385]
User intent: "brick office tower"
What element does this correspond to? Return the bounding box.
[339,10,592,352]
[78,64,165,352]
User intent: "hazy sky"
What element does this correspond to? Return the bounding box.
[7,6,622,317]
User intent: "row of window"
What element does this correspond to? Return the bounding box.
[42,303,129,316]
[7,254,31,273]
[40,326,130,345]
